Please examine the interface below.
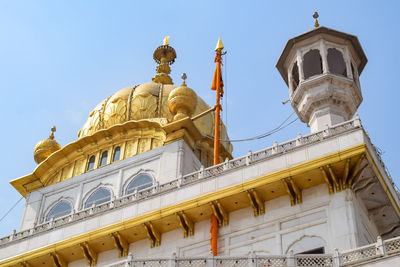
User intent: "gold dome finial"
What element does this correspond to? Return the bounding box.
[163,36,170,45]
[152,36,176,84]
[181,73,187,86]
[313,12,320,28]
[34,126,61,164]
[215,37,224,52]
[50,125,56,139]
[168,73,197,121]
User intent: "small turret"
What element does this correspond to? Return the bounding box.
[276,14,367,132]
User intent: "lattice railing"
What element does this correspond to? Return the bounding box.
[176,258,207,267]
[182,172,200,184]
[384,236,400,254]
[99,235,400,267]
[296,255,333,266]
[341,244,377,264]
[214,257,249,267]
[131,259,169,267]
[256,256,286,267]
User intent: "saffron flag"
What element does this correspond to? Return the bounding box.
[211,52,224,96]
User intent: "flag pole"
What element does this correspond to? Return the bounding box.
[212,37,224,166]
[210,37,224,256]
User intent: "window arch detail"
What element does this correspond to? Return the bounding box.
[45,200,73,222]
[303,49,323,79]
[291,61,299,91]
[327,48,347,77]
[125,173,154,195]
[87,155,95,171]
[112,146,121,162]
[84,187,112,209]
[285,235,326,255]
[100,151,108,166]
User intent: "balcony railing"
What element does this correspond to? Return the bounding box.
[104,236,400,267]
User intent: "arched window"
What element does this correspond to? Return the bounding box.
[84,188,111,208]
[112,146,121,162]
[100,151,108,166]
[327,48,347,77]
[125,173,153,195]
[87,155,95,171]
[291,61,299,91]
[285,236,327,255]
[303,49,323,79]
[45,200,72,221]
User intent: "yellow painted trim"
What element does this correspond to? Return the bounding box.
[0,144,367,266]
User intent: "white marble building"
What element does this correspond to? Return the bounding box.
[1,21,400,267]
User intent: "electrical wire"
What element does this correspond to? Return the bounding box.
[0,197,23,224]
[208,111,298,143]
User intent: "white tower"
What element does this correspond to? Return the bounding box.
[276,22,367,132]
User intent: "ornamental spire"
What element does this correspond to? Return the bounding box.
[152,36,177,84]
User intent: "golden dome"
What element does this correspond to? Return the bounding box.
[78,81,230,145]
[78,39,232,153]
[34,126,61,164]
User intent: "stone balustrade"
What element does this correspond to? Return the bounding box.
[104,235,400,267]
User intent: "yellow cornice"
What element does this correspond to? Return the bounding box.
[0,144,371,266]
[11,117,228,198]
[11,120,167,198]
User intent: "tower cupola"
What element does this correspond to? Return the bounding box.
[276,20,367,132]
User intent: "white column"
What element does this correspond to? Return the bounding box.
[344,47,353,79]
[288,69,294,95]
[319,40,329,74]
[75,182,84,211]
[296,50,305,81]
[116,169,123,197]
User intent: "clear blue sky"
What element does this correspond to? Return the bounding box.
[1,1,399,236]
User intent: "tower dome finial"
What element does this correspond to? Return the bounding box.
[313,12,320,28]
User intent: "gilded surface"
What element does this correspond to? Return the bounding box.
[77,81,231,154]
[23,41,232,194]
[131,93,158,120]
[103,96,127,129]
[168,81,198,121]
[33,128,61,164]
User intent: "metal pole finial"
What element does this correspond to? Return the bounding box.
[181,73,187,86]
[313,12,320,28]
[50,126,56,139]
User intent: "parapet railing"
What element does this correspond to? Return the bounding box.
[105,236,400,267]
[0,117,397,247]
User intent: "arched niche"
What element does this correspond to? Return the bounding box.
[327,48,347,77]
[285,235,327,255]
[303,49,323,79]
[83,187,112,209]
[291,61,300,92]
[44,199,73,222]
[125,172,154,195]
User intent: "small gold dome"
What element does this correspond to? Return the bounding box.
[168,73,197,121]
[34,126,61,164]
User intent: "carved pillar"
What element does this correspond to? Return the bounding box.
[296,51,305,82]
[319,40,329,74]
